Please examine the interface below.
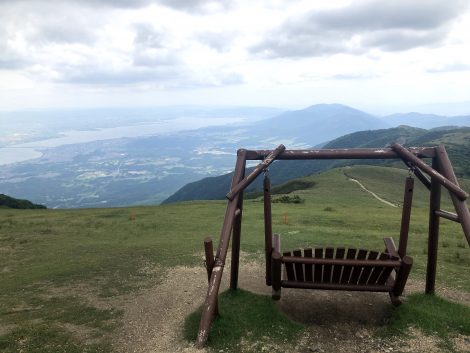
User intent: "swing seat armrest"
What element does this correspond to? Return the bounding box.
[383,237,400,259]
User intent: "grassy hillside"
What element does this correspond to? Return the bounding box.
[0,194,46,209]
[0,166,469,352]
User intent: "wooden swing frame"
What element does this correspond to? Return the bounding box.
[195,143,470,347]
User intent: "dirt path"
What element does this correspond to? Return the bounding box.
[346,174,398,208]
[111,260,469,353]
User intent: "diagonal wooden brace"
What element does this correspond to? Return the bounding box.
[391,143,468,201]
[226,144,286,200]
[196,150,247,348]
[404,160,431,190]
[434,145,470,246]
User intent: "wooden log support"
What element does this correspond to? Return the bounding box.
[391,143,468,201]
[435,145,470,246]
[271,252,282,300]
[398,177,414,258]
[389,292,402,306]
[204,237,215,281]
[435,210,459,222]
[245,147,436,160]
[196,150,247,348]
[393,255,413,297]
[226,144,285,200]
[426,156,441,294]
[203,237,218,316]
[404,161,431,190]
[264,176,273,286]
[230,170,246,291]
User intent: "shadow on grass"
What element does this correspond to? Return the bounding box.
[184,289,303,353]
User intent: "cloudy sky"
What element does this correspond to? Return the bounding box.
[1,0,470,113]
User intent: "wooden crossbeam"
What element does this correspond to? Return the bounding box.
[435,210,459,222]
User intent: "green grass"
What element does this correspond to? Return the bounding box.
[184,289,303,353]
[0,165,469,351]
[0,202,228,351]
[0,325,112,353]
[380,293,470,351]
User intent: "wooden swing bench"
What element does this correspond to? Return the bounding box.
[266,161,415,305]
[269,236,412,305]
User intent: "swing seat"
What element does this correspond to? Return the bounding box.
[270,235,413,305]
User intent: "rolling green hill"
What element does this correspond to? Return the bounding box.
[163,126,470,204]
[0,194,46,209]
[1,165,468,352]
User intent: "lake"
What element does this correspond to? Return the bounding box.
[0,116,243,165]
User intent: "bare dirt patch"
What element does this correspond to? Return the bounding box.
[405,280,470,306]
[112,265,207,353]
[453,334,470,352]
[53,257,467,353]
[61,322,101,345]
[0,323,16,337]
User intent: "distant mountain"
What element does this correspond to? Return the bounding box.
[383,112,470,129]
[162,125,470,204]
[250,103,390,146]
[0,194,46,209]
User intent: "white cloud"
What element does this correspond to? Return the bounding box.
[0,0,470,111]
[251,0,468,58]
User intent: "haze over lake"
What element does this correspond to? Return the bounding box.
[0,115,245,165]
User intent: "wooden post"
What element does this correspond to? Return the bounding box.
[398,177,414,258]
[196,150,247,348]
[271,252,282,300]
[204,237,218,316]
[426,156,441,294]
[435,145,470,246]
[230,166,245,290]
[393,255,413,297]
[271,234,281,299]
[264,175,273,286]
